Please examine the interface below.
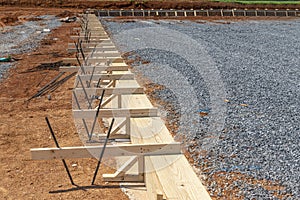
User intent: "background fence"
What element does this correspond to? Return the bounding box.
[96,9,300,17]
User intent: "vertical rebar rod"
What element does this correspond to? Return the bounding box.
[87,62,97,88]
[88,90,105,141]
[72,91,90,138]
[96,78,102,88]
[91,118,115,185]
[45,117,75,185]
[75,54,82,67]
[77,75,92,109]
[79,41,87,66]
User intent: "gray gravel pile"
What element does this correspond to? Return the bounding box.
[0,15,61,79]
[103,19,300,199]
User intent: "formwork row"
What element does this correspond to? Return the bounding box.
[30,13,211,200]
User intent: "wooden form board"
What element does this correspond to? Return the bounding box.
[63,57,124,64]
[67,41,114,49]
[59,65,128,73]
[74,87,144,96]
[31,143,181,160]
[71,36,109,40]
[69,40,113,45]
[77,73,134,81]
[75,39,112,43]
[117,81,211,199]
[73,108,158,118]
[68,46,117,53]
[78,27,106,30]
[77,51,121,57]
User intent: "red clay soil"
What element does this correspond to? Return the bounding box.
[1,0,300,10]
[0,7,129,200]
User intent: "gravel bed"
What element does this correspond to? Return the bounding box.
[103,19,300,199]
[0,15,61,79]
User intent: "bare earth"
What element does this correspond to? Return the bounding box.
[0,7,129,200]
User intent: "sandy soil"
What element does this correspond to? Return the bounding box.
[0,7,129,200]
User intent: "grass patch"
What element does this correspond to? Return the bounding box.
[214,0,300,4]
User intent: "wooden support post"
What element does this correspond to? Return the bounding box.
[138,156,145,181]
[103,156,138,181]
[105,80,114,88]
[110,119,127,136]
[101,94,117,108]
[157,192,164,200]
[126,117,131,136]
[118,94,122,108]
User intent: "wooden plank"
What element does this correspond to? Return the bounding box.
[67,46,117,53]
[67,41,114,49]
[72,108,158,118]
[128,115,211,199]
[77,73,134,81]
[115,156,138,174]
[68,40,113,46]
[78,29,106,31]
[102,174,142,182]
[71,36,109,40]
[63,57,124,64]
[73,38,111,42]
[31,143,181,160]
[145,157,165,200]
[77,52,121,58]
[148,155,211,199]
[98,133,130,139]
[120,90,211,199]
[110,119,127,135]
[103,156,138,180]
[74,87,144,96]
[59,65,128,72]
[90,52,121,57]
[77,39,113,43]
[101,94,117,108]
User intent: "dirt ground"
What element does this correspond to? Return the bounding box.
[0,7,129,200]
